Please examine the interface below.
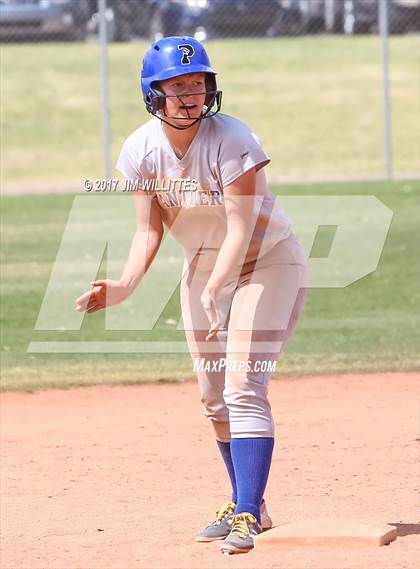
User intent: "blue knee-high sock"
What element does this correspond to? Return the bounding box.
[216,441,237,504]
[230,437,274,524]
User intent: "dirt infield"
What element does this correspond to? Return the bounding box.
[1,372,419,569]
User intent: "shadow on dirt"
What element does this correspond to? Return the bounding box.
[388,522,420,537]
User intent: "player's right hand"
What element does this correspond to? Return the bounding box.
[75,279,130,314]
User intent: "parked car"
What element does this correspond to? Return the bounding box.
[393,0,420,31]
[277,0,420,35]
[104,0,205,42]
[198,0,284,38]
[105,0,304,42]
[326,0,420,35]
[0,0,92,41]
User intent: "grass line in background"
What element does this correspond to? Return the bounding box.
[2,36,419,185]
[1,180,419,392]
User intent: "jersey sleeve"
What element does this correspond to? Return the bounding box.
[115,135,144,186]
[218,121,270,188]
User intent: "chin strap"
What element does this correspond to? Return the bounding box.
[156,114,204,131]
[147,91,223,131]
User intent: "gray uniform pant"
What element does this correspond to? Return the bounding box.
[180,232,308,441]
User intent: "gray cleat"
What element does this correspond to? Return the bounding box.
[194,501,236,542]
[220,512,262,555]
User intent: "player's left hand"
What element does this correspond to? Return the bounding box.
[200,287,221,341]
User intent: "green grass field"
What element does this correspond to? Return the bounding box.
[2,36,419,184]
[1,180,419,392]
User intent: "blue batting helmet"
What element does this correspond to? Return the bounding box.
[140,36,222,121]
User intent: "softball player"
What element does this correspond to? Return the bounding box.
[76,36,308,555]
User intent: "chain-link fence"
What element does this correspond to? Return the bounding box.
[2,1,419,42]
[1,0,419,190]
[107,0,420,40]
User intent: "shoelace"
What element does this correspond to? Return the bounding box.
[230,513,257,537]
[212,501,236,526]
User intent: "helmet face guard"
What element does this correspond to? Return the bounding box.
[141,36,222,130]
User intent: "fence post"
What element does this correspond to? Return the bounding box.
[98,0,111,179]
[324,0,335,33]
[379,0,393,180]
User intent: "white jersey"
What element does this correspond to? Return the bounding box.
[116,113,292,270]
